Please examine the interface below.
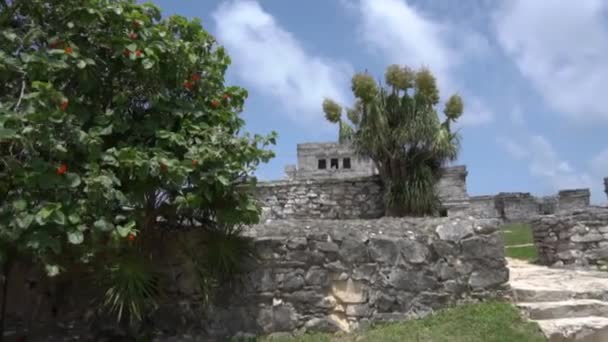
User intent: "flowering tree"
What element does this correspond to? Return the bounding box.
[0,0,275,334]
[323,65,463,216]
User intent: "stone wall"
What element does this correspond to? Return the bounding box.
[496,192,540,222]
[557,189,590,212]
[466,189,591,223]
[531,207,608,269]
[255,176,385,220]
[207,217,509,338]
[255,166,470,220]
[468,196,500,219]
[5,218,509,340]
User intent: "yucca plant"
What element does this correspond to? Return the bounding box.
[99,251,160,327]
[322,65,463,216]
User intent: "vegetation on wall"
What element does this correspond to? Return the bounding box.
[322,65,463,216]
[0,0,275,337]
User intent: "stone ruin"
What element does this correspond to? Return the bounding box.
[4,140,605,340]
[256,141,594,222]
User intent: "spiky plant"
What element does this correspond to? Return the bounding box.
[322,65,463,216]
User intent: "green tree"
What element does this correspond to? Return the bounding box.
[323,65,463,216]
[0,0,275,336]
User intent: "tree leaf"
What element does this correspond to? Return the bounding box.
[53,211,66,225]
[142,58,154,69]
[77,60,87,69]
[67,230,84,245]
[66,173,81,187]
[68,213,81,224]
[12,200,27,212]
[94,218,114,231]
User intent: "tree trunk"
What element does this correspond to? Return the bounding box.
[0,258,14,342]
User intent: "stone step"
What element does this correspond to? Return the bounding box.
[534,316,608,342]
[508,258,608,302]
[517,300,608,320]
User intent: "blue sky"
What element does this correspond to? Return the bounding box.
[149,0,608,204]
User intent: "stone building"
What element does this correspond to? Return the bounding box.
[255,142,470,220]
[284,142,377,179]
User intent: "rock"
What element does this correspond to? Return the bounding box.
[352,263,378,281]
[388,270,438,292]
[339,238,369,264]
[282,274,305,291]
[345,304,372,317]
[303,316,343,333]
[436,221,474,241]
[305,266,329,287]
[368,237,399,265]
[468,268,509,289]
[332,279,367,304]
[399,239,429,264]
[461,234,504,260]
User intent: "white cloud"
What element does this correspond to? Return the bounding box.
[346,0,494,127]
[212,1,352,125]
[496,136,527,160]
[457,98,494,127]
[494,0,608,123]
[498,135,593,193]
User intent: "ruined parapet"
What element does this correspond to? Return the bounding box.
[604,177,608,201]
[557,188,590,212]
[436,165,470,215]
[468,195,500,219]
[495,192,539,222]
[537,195,558,215]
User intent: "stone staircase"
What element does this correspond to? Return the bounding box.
[508,258,608,341]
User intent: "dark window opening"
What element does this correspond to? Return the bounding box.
[330,158,339,169]
[318,159,327,169]
[439,208,448,217]
[343,158,351,169]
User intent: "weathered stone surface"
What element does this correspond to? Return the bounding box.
[532,207,608,268]
[436,221,474,241]
[6,216,509,340]
[332,279,367,304]
[256,166,470,221]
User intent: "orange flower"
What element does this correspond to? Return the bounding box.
[191,159,199,166]
[123,49,131,57]
[59,99,69,111]
[127,233,136,242]
[56,163,67,176]
[129,32,138,40]
[183,80,194,90]
[64,47,73,55]
[191,72,201,82]
[211,99,220,108]
[222,94,230,100]
[135,49,143,58]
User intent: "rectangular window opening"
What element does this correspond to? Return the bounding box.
[318,159,327,170]
[330,158,339,169]
[343,158,351,169]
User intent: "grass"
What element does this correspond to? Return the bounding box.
[250,302,545,342]
[502,223,538,262]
